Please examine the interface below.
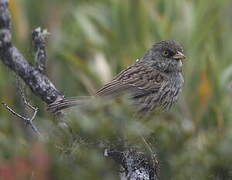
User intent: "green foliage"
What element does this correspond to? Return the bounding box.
[1,0,232,179]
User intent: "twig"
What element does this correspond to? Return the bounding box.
[3,77,39,135]
[140,135,154,156]
[1,102,40,135]
[16,75,41,135]
[32,27,50,74]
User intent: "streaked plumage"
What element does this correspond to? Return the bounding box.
[48,40,185,115]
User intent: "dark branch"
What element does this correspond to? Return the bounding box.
[0,0,63,104]
[32,27,49,74]
[105,147,159,180]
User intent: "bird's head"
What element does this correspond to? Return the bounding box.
[142,40,186,72]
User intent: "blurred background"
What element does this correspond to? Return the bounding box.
[0,0,232,179]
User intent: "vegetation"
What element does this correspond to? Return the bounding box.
[0,0,232,179]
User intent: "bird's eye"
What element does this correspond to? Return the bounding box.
[162,50,169,57]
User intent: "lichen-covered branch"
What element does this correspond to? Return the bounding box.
[32,27,49,74]
[106,147,159,180]
[0,0,63,104]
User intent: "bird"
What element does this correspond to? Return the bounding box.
[48,40,186,115]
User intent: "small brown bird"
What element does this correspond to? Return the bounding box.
[48,40,185,115]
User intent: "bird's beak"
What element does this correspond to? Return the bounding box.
[173,51,186,61]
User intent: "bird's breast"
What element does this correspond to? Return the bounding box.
[169,72,184,88]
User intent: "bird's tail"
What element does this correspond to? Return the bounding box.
[47,96,92,113]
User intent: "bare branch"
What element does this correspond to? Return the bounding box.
[2,76,40,135]
[0,0,63,104]
[32,27,49,74]
[105,147,159,180]
[1,102,40,135]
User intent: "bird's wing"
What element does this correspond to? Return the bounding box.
[96,62,168,97]
[48,63,169,113]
